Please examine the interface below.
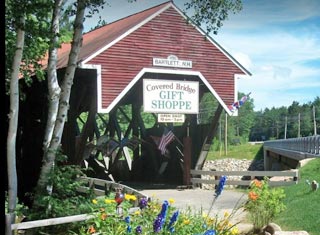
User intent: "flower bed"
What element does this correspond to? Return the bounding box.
[73,176,241,235]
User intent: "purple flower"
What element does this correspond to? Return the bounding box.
[167,210,179,231]
[139,197,148,209]
[153,215,164,232]
[215,176,227,198]
[135,225,142,234]
[153,200,169,232]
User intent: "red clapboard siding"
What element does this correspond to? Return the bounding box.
[88,6,246,110]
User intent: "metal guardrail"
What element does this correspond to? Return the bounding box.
[264,135,320,156]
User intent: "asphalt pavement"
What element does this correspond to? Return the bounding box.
[138,187,253,233]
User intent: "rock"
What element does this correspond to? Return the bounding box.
[201,158,264,190]
[264,223,281,234]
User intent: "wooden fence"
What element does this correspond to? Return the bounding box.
[10,177,148,232]
[77,177,148,198]
[190,169,299,187]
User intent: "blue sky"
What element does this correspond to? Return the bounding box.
[83,0,320,111]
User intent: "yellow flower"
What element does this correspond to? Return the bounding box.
[183,219,190,225]
[104,198,115,204]
[202,212,208,218]
[134,210,141,215]
[206,217,215,225]
[231,227,239,235]
[168,198,175,204]
[224,211,230,218]
[92,199,98,204]
[125,194,137,201]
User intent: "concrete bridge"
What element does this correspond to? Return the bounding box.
[263,135,320,170]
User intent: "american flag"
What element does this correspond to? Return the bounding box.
[228,92,251,112]
[158,127,175,155]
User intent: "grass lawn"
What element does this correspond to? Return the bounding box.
[273,158,320,235]
[206,143,319,234]
[207,142,264,161]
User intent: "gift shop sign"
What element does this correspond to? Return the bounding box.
[143,79,199,114]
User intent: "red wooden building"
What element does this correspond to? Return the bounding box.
[19,1,250,192]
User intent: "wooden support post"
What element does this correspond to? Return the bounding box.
[183,132,192,185]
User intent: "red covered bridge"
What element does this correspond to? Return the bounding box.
[19,1,251,194]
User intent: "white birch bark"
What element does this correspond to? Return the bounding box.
[37,0,86,192]
[6,16,25,235]
[42,0,63,152]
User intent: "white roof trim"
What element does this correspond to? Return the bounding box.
[98,67,236,115]
[81,3,172,65]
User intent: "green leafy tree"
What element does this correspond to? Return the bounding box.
[229,92,255,141]
[184,0,243,35]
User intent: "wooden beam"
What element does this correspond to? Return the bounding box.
[195,104,223,170]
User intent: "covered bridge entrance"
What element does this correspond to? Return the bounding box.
[18,1,250,198]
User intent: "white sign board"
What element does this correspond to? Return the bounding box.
[153,55,192,69]
[158,113,185,123]
[143,79,199,114]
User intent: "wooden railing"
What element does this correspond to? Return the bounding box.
[190,169,299,187]
[10,177,148,232]
[264,135,320,156]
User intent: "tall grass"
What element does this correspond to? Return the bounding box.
[273,158,320,235]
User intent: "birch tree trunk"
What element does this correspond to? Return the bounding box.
[6,16,25,235]
[36,0,86,194]
[42,0,63,152]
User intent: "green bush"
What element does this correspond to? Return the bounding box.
[27,152,95,234]
[244,178,286,232]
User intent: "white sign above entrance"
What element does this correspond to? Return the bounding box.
[143,79,199,114]
[158,113,185,123]
[153,55,192,68]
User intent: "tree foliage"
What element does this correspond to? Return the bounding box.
[249,97,320,140]
[184,0,242,35]
[5,0,52,92]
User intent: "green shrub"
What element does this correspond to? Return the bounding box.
[244,178,286,232]
[27,152,95,234]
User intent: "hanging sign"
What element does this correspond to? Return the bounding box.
[143,79,199,114]
[158,113,185,123]
[153,55,192,68]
